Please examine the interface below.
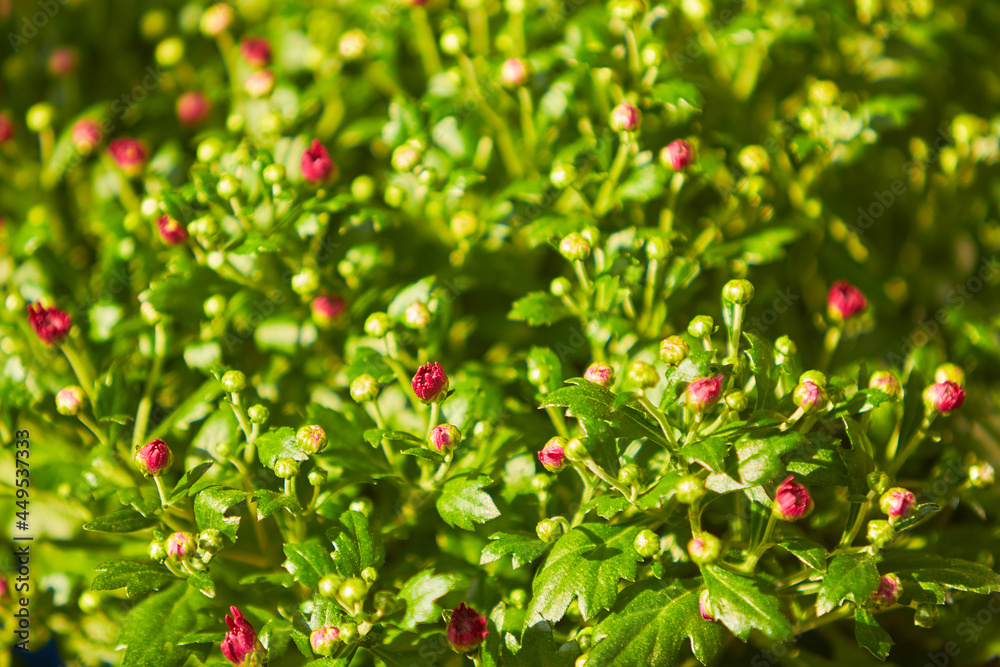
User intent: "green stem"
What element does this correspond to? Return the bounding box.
[641,257,660,328]
[370,401,398,471]
[572,259,592,294]
[154,475,170,508]
[424,402,441,442]
[411,6,442,76]
[545,406,571,439]
[887,417,932,477]
[571,466,595,527]
[518,86,537,174]
[593,138,631,216]
[818,326,841,372]
[229,394,256,464]
[739,511,778,573]
[133,323,167,450]
[624,27,641,78]
[727,303,745,360]
[62,343,97,403]
[77,413,109,447]
[584,459,632,500]
[637,395,678,452]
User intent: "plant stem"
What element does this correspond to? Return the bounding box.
[818,326,841,372]
[571,466,594,527]
[77,413,109,447]
[62,343,97,403]
[739,511,778,573]
[637,395,678,452]
[887,417,932,477]
[518,87,537,174]
[624,27,641,78]
[133,323,167,450]
[425,402,441,441]
[411,6,442,76]
[545,406,571,439]
[593,137,631,216]
[154,475,170,508]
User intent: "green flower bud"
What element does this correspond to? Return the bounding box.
[869,371,902,399]
[774,336,797,358]
[297,425,328,454]
[216,174,240,198]
[351,374,381,403]
[78,591,102,614]
[364,312,391,338]
[350,498,373,515]
[319,574,343,599]
[968,462,995,488]
[391,141,422,172]
[308,468,328,486]
[273,457,301,479]
[934,363,965,386]
[798,370,827,387]
[197,138,222,162]
[536,518,564,543]
[148,540,168,561]
[198,529,223,553]
[403,301,431,329]
[914,604,938,628]
[724,390,748,413]
[722,279,755,306]
[608,0,646,21]
[440,27,468,55]
[867,471,891,495]
[688,316,714,339]
[221,370,246,393]
[203,295,227,318]
[675,476,706,504]
[509,589,528,608]
[26,103,55,132]
[372,590,397,616]
[559,233,591,262]
[339,577,368,604]
[291,268,320,295]
[361,566,378,583]
[687,533,722,565]
[867,519,896,550]
[627,361,659,390]
[550,277,572,297]
[263,164,285,184]
[56,386,87,416]
[248,404,269,425]
[351,175,375,201]
[793,381,827,413]
[645,236,670,260]
[618,463,640,486]
[549,160,577,188]
[634,529,660,558]
[338,622,358,643]
[450,211,480,239]
[659,336,690,365]
[564,438,590,463]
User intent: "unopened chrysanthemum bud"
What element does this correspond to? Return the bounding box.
[867,519,896,550]
[609,103,642,133]
[827,280,867,322]
[351,375,381,403]
[221,370,246,393]
[914,603,938,628]
[609,0,646,21]
[659,336,690,365]
[922,380,965,415]
[240,36,272,68]
[308,468,328,486]
[676,476,705,504]
[793,380,827,413]
[338,577,368,604]
[775,335,797,358]
[262,164,285,185]
[799,370,827,387]
[318,574,343,599]
[311,295,345,327]
[661,139,694,171]
[200,3,233,36]
[429,424,461,453]
[248,405,269,425]
[686,375,724,413]
[536,518,564,543]
[165,531,196,561]
[618,463,640,486]
[203,295,227,318]
[559,233,591,261]
[244,69,275,98]
[56,386,87,415]
[440,27,467,55]
[148,540,167,561]
[361,566,378,583]
[634,530,659,558]
[871,573,902,608]
[867,471,891,495]
[135,439,173,477]
[500,58,528,87]
[217,174,240,198]
[310,626,341,656]
[724,390,748,413]
[72,118,101,153]
[108,138,148,177]
[364,312,391,338]
[157,214,189,245]
[538,437,568,473]
[198,529,223,553]
[773,475,813,521]
[687,533,722,565]
[404,301,431,329]
[297,425,328,454]
[869,371,902,399]
[273,457,301,479]
[412,362,449,403]
[26,103,55,132]
[450,211,480,239]
[934,363,965,387]
[291,268,320,296]
[723,279,754,306]
[391,141,422,172]
[447,603,489,653]
[301,139,337,183]
[699,589,715,621]
[337,621,358,643]
[688,316,713,339]
[564,438,591,463]
[549,160,577,188]
[968,462,995,488]
[880,487,916,522]
[550,277,572,297]
[221,606,266,667]
[176,91,211,127]
[584,362,615,388]
[627,361,659,390]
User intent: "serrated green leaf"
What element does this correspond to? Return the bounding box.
[877,551,1000,593]
[436,474,501,530]
[363,429,422,448]
[776,538,828,572]
[481,532,551,569]
[118,583,208,667]
[256,426,308,467]
[855,607,893,660]
[84,508,159,533]
[617,165,668,202]
[399,447,445,463]
[192,409,239,454]
[253,489,301,519]
[186,571,216,598]
[330,510,385,577]
[395,569,459,631]
[743,332,775,411]
[637,471,685,510]
[508,292,571,326]
[283,541,334,590]
[681,437,729,473]
[93,560,173,598]
[817,554,881,616]
[168,461,214,502]
[735,429,807,485]
[702,565,794,642]
[194,486,245,540]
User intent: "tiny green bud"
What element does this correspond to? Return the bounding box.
[262,163,285,184]
[550,277,572,297]
[351,374,381,403]
[549,160,577,188]
[688,316,714,339]
[221,370,246,393]
[291,268,320,295]
[799,370,827,387]
[203,294,227,317]
[968,462,995,488]
[687,533,722,565]
[197,138,222,162]
[559,233,591,261]
[645,236,670,259]
[867,519,896,550]
[364,312,391,338]
[775,336,797,357]
[450,210,480,239]
[536,518,564,543]
[273,458,300,479]
[349,498,373,515]
[867,471,891,495]
[659,336,690,365]
[339,577,368,604]
[634,530,660,558]
[297,425,328,454]
[618,463,640,486]
[148,540,167,561]
[361,566,378,583]
[509,589,528,608]
[319,574,343,599]
[627,361,659,390]
[248,404,269,425]
[216,174,240,198]
[934,362,965,386]
[78,591,102,614]
[564,438,590,463]
[675,476,705,504]
[26,103,55,132]
[722,279,755,306]
[608,0,646,22]
[372,590,396,616]
[351,175,375,201]
[198,529,223,553]
[724,390,748,413]
[308,468,328,486]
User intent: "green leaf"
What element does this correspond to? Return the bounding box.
[186,571,216,598]
[681,437,729,473]
[399,447,445,463]
[776,538,828,572]
[192,409,239,454]
[877,551,1000,593]
[855,608,893,661]
[283,541,335,591]
[481,532,551,569]
[329,510,385,577]
[253,489,301,519]
[617,165,668,202]
[816,554,881,616]
[527,346,563,394]
[701,565,794,642]
[735,430,807,486]
[830,389,894,418]
[743,332,775,410]
[193,486,245,540]
[897,369,927,456]
[117,487,161,517]
[436,474,501,530]
[525,524,643,625]
[347,347,395,383]
[363,429,422,448]
[93,560,173,598]
[650,80,703,111]
[637,471,685,510]
[118,583,208,667]
[387,276,435,319]
[589,580,724,666]
[395,569,459,631]
[168,461,214,502]
[508,292,571,326]
[256,426,308,467]
[587,493,631,519]
[84,508,159,533]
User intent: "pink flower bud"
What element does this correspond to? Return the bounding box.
[165,531,195,561]
[687,533,721,564]
[0,574,9,599]
[500,58,528,87]
[685,374,724,413]
[0,112,13,143]
[176,91,211,127]
[871,573,902,607]
[157,215,189,245]
[869,370,901,399]
[56,386,87,415]
[107,138,148,177]
[429,424,461,452]
[923,380,964,415]
[584,362,615,388]
[310,626,340,656]
[538,437,568,473]
[774,475,813,521]
[27,303,72,344]
[412,361,449,403]
[201,3,234,36]
[404,301,431,329]
[72,118,101,153]
[879,487,916,521]
[699,589,715,621]
[610,103,642,133]
[793,380,827,413]
[311,295,345,324]
[135,439,173,477]
[301,139,337,183]
[48,47,78,77]
[240,37,272,68]
[827,280,866,322]
[446,603,488,653]
[244,69,275,98]
[662,139,694,171]
[221,606,265,666]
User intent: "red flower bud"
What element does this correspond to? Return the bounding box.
[685,374,724,413]
[774,475,813,521]
[72,118,101,153]
[699,589,715,621]
[311,295,346,324]
[176,91,212,127]
[610,103,642,133]
[165,531,195,561]
[157,215,189,245]
[221,606,265,666]
[446,603,488,653]
[584,362,615,388]
[240,37,272,68]
[500,58,528,87]
[687,533,721,564]
[107,138,148,177]
[48,47,78,77]
[429,424,461,453]
[0,112,13,143]
[871,573,902,607]
[412,361,449,403]
[869,370,901,399]
[793,380,827,413]
[0,574,9,599]
[662,139,694,171]
[922,380,964,415]
[310,626,340,656]
[538,437,568,473]
[135,439,173,477]
[27,303,72,344]
[56,386,87,415]
[827,280,866,322]
[879,487,916,521]
[301,139,337,183]
[244,69,275,98]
